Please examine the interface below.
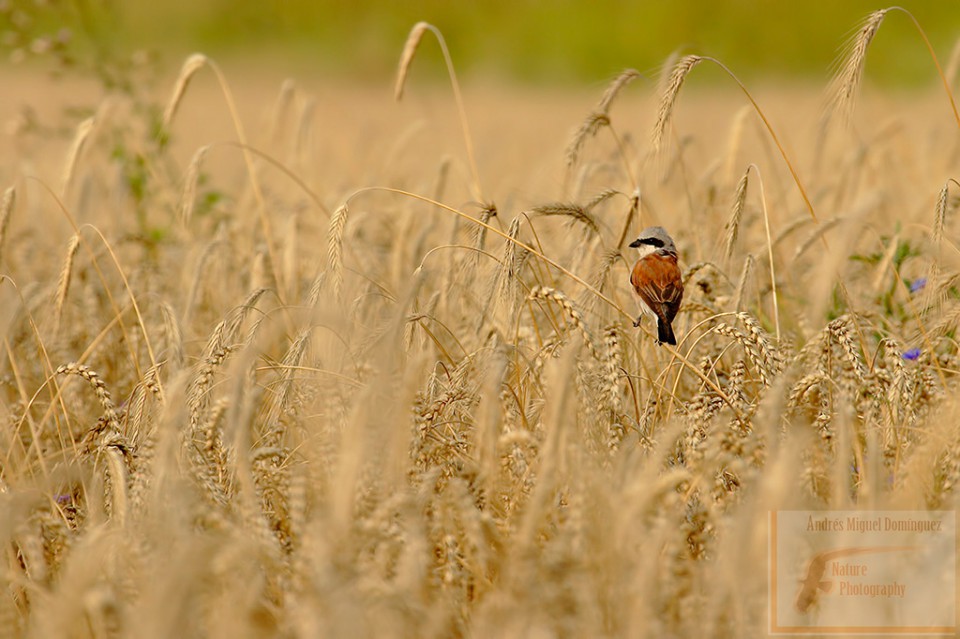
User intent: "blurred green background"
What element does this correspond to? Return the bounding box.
[3,0,958,85]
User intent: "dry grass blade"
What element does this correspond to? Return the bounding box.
[395,21,431,101]
[163,53,209,128]
[653,55,702,153]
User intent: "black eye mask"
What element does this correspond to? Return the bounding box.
[629,237,665,249]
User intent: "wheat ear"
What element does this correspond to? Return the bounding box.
[62,117,95,196]
[653,55,702,153]
[327,204,349,301]
[826,8,960,131]
[826,9,888,127]
[53,233,81,334]
[0,186,14,265]
[394,22,483,200]
[529,286,600,361]
[723,170,749,263]
[179,145,210,226]
[566,68,641,169]
[162,53,209,129]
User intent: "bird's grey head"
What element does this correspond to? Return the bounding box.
[629,226,677,257]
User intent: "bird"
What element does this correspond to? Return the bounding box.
[629,226,684,345]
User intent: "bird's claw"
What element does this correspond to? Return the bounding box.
[632,317,641,328]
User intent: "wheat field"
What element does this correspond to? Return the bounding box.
[2,9,960,638]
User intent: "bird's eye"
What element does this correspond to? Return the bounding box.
[642,237,665,248]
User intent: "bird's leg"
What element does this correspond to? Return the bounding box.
[633,315,642,328]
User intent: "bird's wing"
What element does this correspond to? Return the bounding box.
[631,253,683,318]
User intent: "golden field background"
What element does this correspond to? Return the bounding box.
[2,7,960,638]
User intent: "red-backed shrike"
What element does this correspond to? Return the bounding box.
[629,226,684,345]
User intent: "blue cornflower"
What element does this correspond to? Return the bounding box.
[909,278,927,294]
[902,348,921,361]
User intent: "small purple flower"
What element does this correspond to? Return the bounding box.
[902,348,922,361]
[55,494,72,504]
[909,278,927,294]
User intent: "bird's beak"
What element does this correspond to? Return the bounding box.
[629,239,642,248]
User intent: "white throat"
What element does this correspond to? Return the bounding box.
[633,244,658,259]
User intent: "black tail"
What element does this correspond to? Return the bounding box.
[657,318,676,345]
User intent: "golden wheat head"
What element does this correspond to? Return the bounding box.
[395,22,432,101]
